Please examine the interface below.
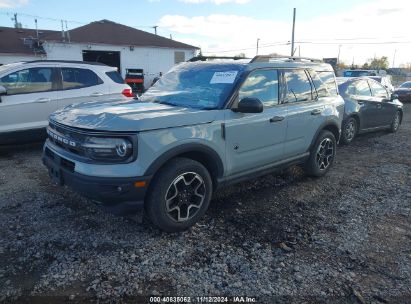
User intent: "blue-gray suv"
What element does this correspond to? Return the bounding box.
[42,55,345,232]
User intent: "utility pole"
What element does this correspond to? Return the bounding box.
[12,13,22,28]
[291,8,296,56]
[256,38,260,55]
[61,20,65,42]
[153,26,158,35]
[65,20,71,43]
[35,19,39,40]
[337,45,341,64]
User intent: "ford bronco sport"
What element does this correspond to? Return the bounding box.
[42,55,344,232]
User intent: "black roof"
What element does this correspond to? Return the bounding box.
[0,27,57,55]
[44,20,198,50]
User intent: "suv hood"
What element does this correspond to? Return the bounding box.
[50,99,218,132]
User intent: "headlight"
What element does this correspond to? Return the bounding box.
[82,137,133,162]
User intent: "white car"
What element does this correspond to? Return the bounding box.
[0,60,133,144]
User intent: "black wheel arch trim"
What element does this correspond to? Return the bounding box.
[309,120,340,149]
[144,143,224,179]
[343,114,361,131]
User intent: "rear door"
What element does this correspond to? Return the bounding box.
[281,69,325,157]
[56,66,110,110]
[0,66,59,133]
[224,69,287,175]
[368,79,395,126]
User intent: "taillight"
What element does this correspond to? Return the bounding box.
[122,88,134,97]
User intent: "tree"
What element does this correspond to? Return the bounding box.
[367,56,389,70]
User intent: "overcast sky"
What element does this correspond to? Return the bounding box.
[0,0,410,67]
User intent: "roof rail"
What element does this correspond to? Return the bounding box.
[188,55,250,62]
[250,55,323,63]
[23,60,107,66]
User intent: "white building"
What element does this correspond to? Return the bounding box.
[0,20,198,87]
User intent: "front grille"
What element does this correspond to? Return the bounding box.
[47,121,87,156]
[47,120,138,164]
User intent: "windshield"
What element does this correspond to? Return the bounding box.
[139,62,245,109]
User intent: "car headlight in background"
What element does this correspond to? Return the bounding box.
[82,137,133,162]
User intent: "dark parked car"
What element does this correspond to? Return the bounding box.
[337,77,403,144]
[394,81,411,102]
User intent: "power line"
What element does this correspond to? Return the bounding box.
[0,12,156,29]
[204,39,411,54]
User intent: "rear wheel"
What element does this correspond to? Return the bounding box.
[340,117,357,144]
[145,158,212,232]
[389,111,401,133]
[304,130,336,177]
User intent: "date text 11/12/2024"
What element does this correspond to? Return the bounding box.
[149,296,257,303]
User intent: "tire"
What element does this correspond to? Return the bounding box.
[340,117,357,145]
[304,130,336,177]
[145,157,213,232]
[389,111,401,133]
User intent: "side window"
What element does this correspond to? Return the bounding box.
[353,80,372,97]
[0,67,54,95]
[239,69,279,107]
[174,51,186,64]
[308,70,330,98]
[317,71,338,95]
[106,71,125,84]
[284,69,313,103]
[369,80,388,99]
[61,68,103,90]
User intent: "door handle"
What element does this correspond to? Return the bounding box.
[311,109,322,115]
[376,104,382,108]
[35,98,51,103]
[90,92,103,96]
[269,116,285,123]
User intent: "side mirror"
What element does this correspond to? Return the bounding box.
[0,85,6,102]
[235,97,263,113]
[390,93,399,101]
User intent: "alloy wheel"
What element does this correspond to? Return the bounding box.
[393,112,400,131]
[316,138,334,171]
[344,120,356,142]
[164,172,206,222]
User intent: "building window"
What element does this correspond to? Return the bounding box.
[175,51,185,64]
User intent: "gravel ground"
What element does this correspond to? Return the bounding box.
[0,104,410,303]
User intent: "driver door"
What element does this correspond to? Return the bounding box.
[224,69,287,176]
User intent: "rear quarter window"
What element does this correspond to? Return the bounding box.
[106,71,125,84]
[316,71,338,96]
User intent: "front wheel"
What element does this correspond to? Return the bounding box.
[145,158,213,232]
[304,130,336,177]
[389,111,401,133]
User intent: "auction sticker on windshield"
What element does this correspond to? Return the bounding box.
[210,71,238,84]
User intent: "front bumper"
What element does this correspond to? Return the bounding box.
[42,144,151,216]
